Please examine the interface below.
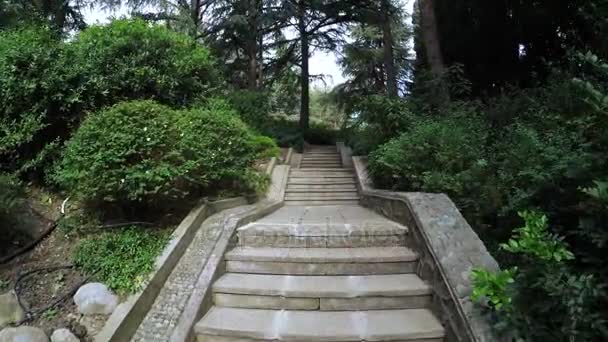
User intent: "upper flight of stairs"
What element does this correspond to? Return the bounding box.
[194,205,446,341]
[286,145,360,205]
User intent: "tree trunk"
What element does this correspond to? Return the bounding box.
[257,0,264,88]
[381,0,398,97]
[418,0,445,76]
[247,0,259,90]
[190,0,201,32]
[298,1,310,131]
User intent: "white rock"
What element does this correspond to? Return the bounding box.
[0,326,49,342]
[50,329,79,342]
[0,291,25,328]
[73,283,118,315]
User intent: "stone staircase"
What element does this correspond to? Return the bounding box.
[285,145,360,206]
[194,202,446,341]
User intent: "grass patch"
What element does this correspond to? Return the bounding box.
[74,226,170,294]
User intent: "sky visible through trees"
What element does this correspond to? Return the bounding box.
[81,1,415,88]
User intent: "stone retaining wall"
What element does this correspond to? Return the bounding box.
[353,156,506,342]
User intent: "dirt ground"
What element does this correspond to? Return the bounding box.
[0,188,94,339]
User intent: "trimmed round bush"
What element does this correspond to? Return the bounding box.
[176,99,260,186]
[52,101,186,205]
[71,19,217,108]
[53,100,269,207]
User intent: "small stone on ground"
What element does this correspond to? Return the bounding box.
[0,291,25,328]
[50,328,79,342]
[0,326,49,342]
[73,283,118,315]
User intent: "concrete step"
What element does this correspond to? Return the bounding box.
[288,180,356,186]
[300,160,341,163]
[286,186,358,192]
[284,194,360,200]
[300,166,344,170]
[291,168,353,172]
[212,274,432,311]
[300,164,344,168]
[287,177,355,183]
[225,247,418,275]
[283,200,361,206]
[237,222,406,247]
[195,307,445,341]
[301,158,342,162]
[290,172,354,177]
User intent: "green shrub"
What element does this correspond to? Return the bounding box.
[251,135,280,160]
[257,118,303,148]
[175,99,261,186]
[368,113,489,212]
[304,121,339,145]
[225,90,271,126]
[0,27,85,172]
[71,19,217,108]
[53,100,268,208]
[472,212,605,341]
[52,101,186,207]
[492,123,592,215]
[74,227,169,294]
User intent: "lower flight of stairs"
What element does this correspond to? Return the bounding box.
[286,145,360,205]
[194,212,446,341]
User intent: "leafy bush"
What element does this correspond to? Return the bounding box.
[492,123,592,216]
[0,27,85,172]
[251,135,280,160]
[368,112,489,213]
[304,121,339,145]
[225,90,271,126]
[52,101,186,207]
[472,212,606,341]
[1,20,219,177]
[175,99,261,187]
[343,95,414,154]
[74,227,169,294]
[53,100,269,209]
[71,19,217,108]
[257,118,303,148]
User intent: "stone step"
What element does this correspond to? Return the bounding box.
[283,200,361,206]
[237,222,406,247]
[226,247,417,263]
[303,152,340,156]
[286,186,358,192]
[288,177,355,183]
[300,165,344,168]
[300,166,344,170]
[212,274,431,311]
[291,168,353,172]
[290,172,354,177]
[225,247,418,275]
[301,158,342,162]
[300,160,342,163]
[284,193,360,200]
[288,180,356,186]
[195,307,445,341]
